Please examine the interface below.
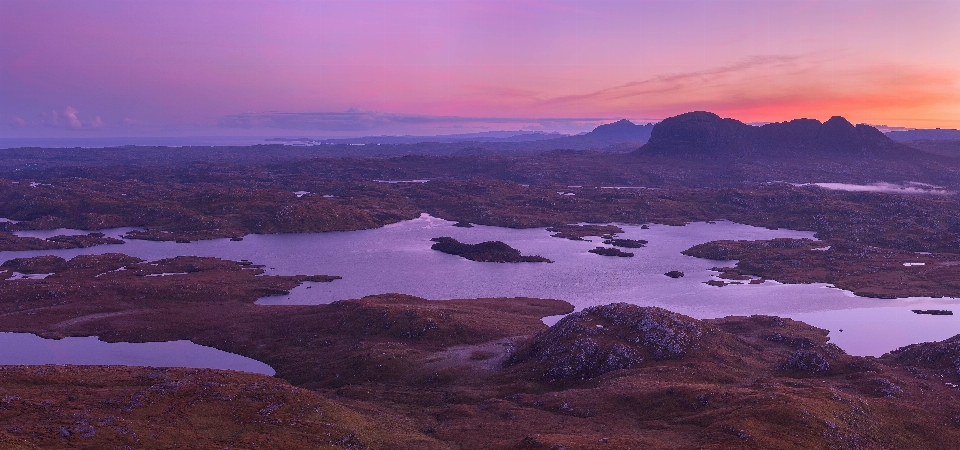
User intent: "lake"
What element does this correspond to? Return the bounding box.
[2,214,957,358]
[0,333,274,375]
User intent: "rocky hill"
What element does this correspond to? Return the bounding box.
[635,111,917,159]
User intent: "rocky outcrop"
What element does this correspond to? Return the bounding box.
[0,231,123,252]
[602,238,647,248]
[682,238,960,298]
[430,237,551,263]
[882,335,960,381]
[635,111,911,159]
[588,247,634,257]
[509,304,704,382]
[778,349,833,376]
[547,224,624,240]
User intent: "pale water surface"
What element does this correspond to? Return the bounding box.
[1,214,957,357]
[0,333,274,375]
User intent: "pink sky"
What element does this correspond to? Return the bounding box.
[2,0,958,138]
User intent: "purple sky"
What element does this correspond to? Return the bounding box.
[2,0,958,138]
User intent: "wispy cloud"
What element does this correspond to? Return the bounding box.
[28,107,108,131]
[538,54,960,126]
[545,55,805,106]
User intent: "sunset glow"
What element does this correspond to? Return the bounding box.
[2,0,958,138]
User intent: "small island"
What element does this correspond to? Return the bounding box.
[430,237,552,263]
[588,247,634,257]
[603,238,647,248]
[912,309,953,316]
[547,224,624,240]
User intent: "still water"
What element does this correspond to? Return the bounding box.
[2,214,957,357]
[0,333,274,375]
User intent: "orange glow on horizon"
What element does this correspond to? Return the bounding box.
[2,0,958,136]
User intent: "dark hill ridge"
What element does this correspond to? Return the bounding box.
[585,118,654,141]
[635,111,913,159]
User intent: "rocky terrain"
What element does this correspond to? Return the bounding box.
[2,257,960,448]
[3,110,960,447]
[0,231,124,252]
[430,237,551,263]
[0,365,408,449]
[682,238,960,298]
[637,112,912,159]
[588,246,634,257]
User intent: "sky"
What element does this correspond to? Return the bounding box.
[2,0,959,139]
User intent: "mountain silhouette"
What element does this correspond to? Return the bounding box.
[635,111,907,159]
[586,119,654,142]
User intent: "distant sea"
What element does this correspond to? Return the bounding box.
[0,136,277,149]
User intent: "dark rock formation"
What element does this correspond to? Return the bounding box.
[547,224,623,240]
[664,270,684,278]
[585,119,654,143]
[765,333,817,349]
[635,111,911,159]
[1,255,70,273]
[912,309,953,315]
[602,238,647,248]
[778,350,832,376]
[588,247,634,257]
[430,237,551,263]
[45,232,124,247]
[509,304,704,382]
[883,335,960,381]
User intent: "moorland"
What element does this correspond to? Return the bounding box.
[2,111,960,449]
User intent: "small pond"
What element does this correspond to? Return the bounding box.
[0,333,274,375]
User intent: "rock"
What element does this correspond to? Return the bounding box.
[588,247,634,257]
[765,333,816,349]
[635,111,906,159]
[1,255,69,273]
[510,304,704,382]
[778,350,831,375]
[547,225,624,240]
[602,238,647,248]
[664,270,684,278]
[912,309,953,315]
[430,237,552,263]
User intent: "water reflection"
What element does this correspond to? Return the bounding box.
[2,214,958,357]
[0,333,274,375]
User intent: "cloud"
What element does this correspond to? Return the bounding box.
[122,118,142,126]
[546,55,805,107]
[10,117,27,128]
[62,106,82,129]
[218,108,613,134]
[537,54,960,125]
[90,116,105,128]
